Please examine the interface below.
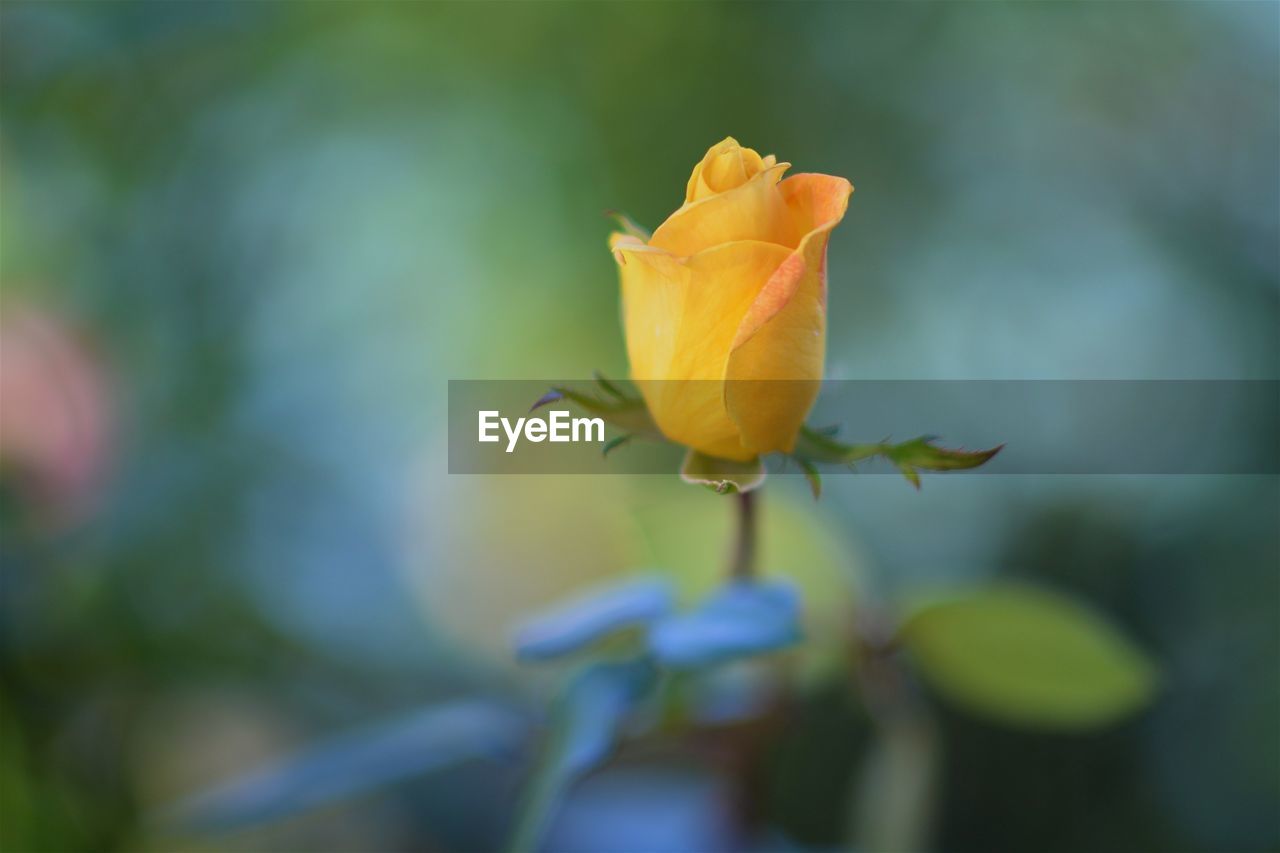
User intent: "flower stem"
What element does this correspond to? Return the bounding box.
[729,490,758,581]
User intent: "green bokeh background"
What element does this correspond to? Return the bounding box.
[1,2,1277,851]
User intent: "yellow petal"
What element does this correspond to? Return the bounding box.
[685,137,771,203]
[651,163,797,256]
[613,236,793,461]
[656,144,797,256]
[724,173,853,454]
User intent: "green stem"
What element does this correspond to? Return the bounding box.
[729,490,758,581]
[848,610,939,853]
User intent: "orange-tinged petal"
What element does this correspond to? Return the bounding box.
[724,173,853,454]
[731,174,853,343]
[778,172,856,255]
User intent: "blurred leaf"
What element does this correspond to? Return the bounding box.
[650,580,801,669]
[533,376,661,440]
[793,426,1002,491]
[513,576,673,661]
[679,450,765,495]
[899,584,1158,730]
[686,661,779,725]
[507,658,656,853]
[554,659,655,776]
[165,700,528,833]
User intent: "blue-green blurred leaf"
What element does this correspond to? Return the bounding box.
[514,576,673,661]
[507,658,656,853]
[686,662,777,725]
[166,700,528,833]
[900,584,1158,730]
[650,580,801,668]
[555,659,655,776]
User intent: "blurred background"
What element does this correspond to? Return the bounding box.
[1,2,1276,851]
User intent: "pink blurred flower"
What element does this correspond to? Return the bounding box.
[0,304,116,527]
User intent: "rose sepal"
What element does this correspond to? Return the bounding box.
[534,383,1001,496]
[530,374,662,443]
[679,449,766,495]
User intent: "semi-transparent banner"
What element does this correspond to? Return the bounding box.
[446,380,1278,475]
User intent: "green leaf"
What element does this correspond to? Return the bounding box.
[793,425,1002,490]
[679,450,765,494]
[885,436,1003,472]
[899,584,1158,730]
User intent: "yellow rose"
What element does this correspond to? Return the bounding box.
[610,137,853,462]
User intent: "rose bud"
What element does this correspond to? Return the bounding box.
[610,137,852,462]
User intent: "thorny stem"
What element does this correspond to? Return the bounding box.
[728,490,758,581]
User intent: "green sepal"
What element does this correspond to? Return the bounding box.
[601,434,632,457]
[794,456,822,500]
[679,450,766,495]
[605,210,651,242]
[532,375,661,440]
[793,425,887,465]
[592,370,630,402]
